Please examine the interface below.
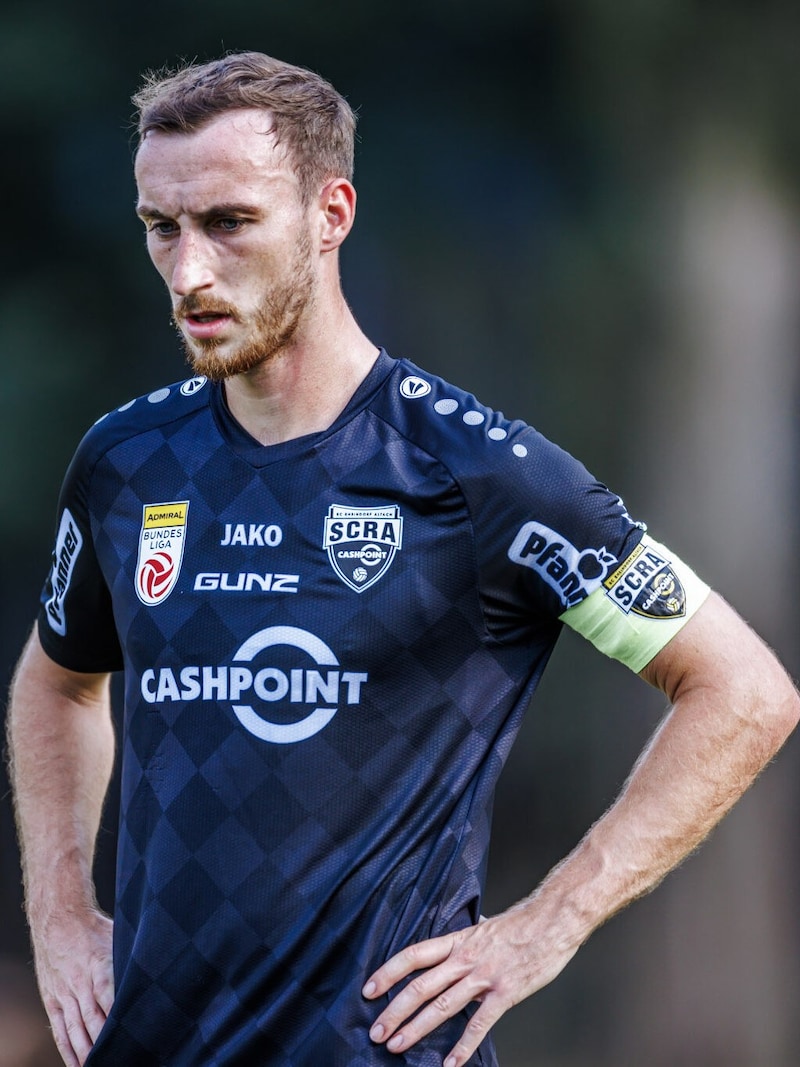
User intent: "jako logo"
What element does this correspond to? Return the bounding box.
[400,375,431,399]
[180,376,207,396]
[507,522,615,609]
[140,626,368,744]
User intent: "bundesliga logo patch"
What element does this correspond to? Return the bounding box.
[323,504,403,592]
[136,501,189,606]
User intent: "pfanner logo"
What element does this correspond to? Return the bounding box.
[140,625,368,743]
[508,522,615,609]
[45,509,84,635]
[136,501,189,606]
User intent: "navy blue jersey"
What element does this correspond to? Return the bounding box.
[38,351,704,1065]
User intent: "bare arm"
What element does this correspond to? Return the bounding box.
[363,592,800,1066]
[7,627,116,1067]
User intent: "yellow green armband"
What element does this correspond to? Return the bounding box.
[559,535,711,673]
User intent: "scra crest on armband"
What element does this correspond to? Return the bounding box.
[604,541,687,618]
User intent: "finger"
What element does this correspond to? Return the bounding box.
[376,975,482,1055]
[78,990,109,1045]
[95,979,115,1021]
[91,958,115,1021]
[368,963,462,1044]
[443,998,506,1067]
[363,933,457,998]
[58,997,94,1066]
[48,1008,81,1067]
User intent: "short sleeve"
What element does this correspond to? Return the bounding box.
[460,421,648,638]
[451,416,708,665]
[37,432,123,673]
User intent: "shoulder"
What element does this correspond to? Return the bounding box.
[71,374,213,472]
[372,357,538,469]
[371,356,592,502]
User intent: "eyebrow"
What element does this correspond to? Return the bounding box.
[136,202,263,221]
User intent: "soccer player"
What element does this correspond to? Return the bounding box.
[7,51,799,1067]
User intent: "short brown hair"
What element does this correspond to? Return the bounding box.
[132,51,356,201]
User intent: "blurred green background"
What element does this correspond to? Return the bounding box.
[2,2,800,1064]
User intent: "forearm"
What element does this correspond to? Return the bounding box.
[364,594,800,1065]
[8,629,116,928]
[519,595,800,954]
[7,630,117,1066]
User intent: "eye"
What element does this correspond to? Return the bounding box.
[213,217,245,233]
[146,219,178,238]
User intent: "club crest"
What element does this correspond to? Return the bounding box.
[135,501,189,606]
[323,504,403,592]
[604,539,687,619]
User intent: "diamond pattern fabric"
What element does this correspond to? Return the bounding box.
[38,351,644,1064]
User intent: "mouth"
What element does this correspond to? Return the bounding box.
[179,311,234,341]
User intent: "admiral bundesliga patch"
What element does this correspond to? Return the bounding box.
[604,539,686,619]
[136,501,189,606]
[323,504,403,592]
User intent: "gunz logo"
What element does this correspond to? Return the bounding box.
[194,572,299,593]
[323,505,403,592]
[136,501,189,606]
[508,522,615,608]
[45,509,84,635]
[140,625,368,744]
[604,540,686,619]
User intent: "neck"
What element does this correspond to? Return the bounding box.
[221,302,379,446]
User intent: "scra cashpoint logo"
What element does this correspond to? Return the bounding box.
[323,505,403,592]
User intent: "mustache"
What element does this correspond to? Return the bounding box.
[173,294,241,321]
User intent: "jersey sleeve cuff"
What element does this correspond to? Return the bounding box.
[558,536,711,673]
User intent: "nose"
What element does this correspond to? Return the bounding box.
[170,230,215,297]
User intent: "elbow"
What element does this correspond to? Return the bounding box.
[770,673,800,751]
[744,653,800,770]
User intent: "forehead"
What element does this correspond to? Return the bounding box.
[135,108,299,211]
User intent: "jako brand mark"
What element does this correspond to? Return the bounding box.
[140,625,368,744]
[400,376,432,399]
[220,523,283,547]
[508,522,615,609]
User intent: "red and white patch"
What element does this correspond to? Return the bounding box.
[135,501,189,606]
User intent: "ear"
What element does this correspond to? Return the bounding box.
[317,178,357,252]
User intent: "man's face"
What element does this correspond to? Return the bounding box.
[135,109,317,380]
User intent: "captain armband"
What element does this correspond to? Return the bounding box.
[559,535,711,673]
